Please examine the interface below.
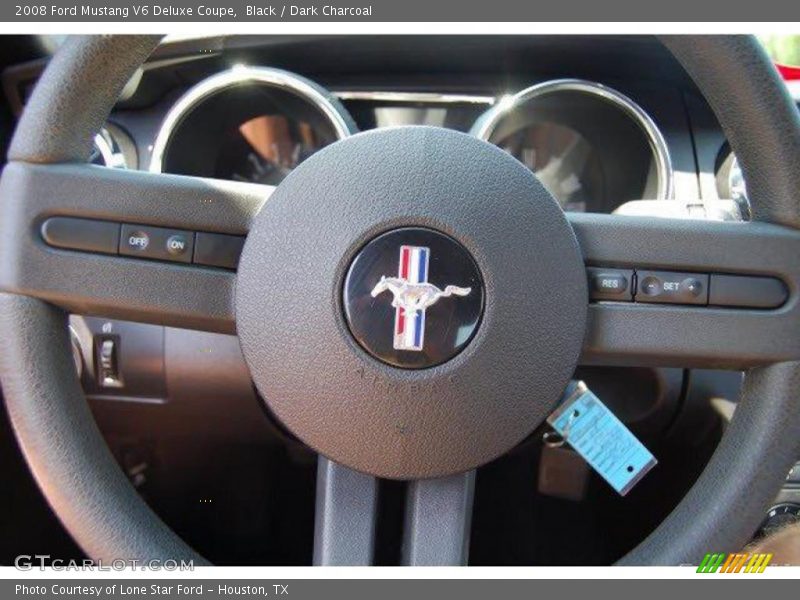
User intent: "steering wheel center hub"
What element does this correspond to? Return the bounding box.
[343,227,485,369]
[236,127,587,478]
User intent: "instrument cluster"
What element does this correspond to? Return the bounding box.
[116,67,676,214]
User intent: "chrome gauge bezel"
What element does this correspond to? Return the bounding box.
[149,66,358,174]
[470,78,674,201]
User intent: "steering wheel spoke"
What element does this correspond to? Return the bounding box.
[571,212,800,369]
[0,161,269,333]
[402,471,476,566]
[313,458,379,566]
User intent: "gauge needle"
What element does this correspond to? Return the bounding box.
[535,136,592,199]
[239,115,294,167]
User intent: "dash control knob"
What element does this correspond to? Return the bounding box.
[758,503,800,538]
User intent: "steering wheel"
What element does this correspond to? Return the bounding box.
[1,35,800,566]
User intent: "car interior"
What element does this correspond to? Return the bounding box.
[0,34,799,567]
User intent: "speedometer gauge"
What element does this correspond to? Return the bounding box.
[150,67,357,184]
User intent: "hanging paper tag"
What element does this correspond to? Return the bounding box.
[547,381,657,496]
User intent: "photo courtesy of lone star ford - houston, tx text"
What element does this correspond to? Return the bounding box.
[2,0,800,597]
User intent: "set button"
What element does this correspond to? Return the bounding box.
[636,271,708,305]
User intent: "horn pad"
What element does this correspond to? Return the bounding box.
[236,127,587,479]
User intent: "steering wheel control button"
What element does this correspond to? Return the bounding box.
[587,268,633,301]
[343,228,484,369]
[636,270,709,305]
[639,275,662,297]
[709,274,788,309]
[119,224,194,264]
[40,217,120,255]
[193,232,246,270]
[40,216,246,269]
[682,278,704,297]
[122,228,150,252]
[166,234,190,256]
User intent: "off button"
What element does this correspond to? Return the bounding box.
[125,230,150,252]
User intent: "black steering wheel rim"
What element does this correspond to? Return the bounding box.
[1,34,800,565]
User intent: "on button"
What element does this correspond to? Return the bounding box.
[166,234,190,256]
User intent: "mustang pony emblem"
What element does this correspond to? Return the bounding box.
[370,245,471,351]
[370,277,472,311]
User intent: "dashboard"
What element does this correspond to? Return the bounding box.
[4,35,779,217]
[0,36,748,218]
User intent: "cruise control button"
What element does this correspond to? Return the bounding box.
[119,224,194,264]
[636,270,708,305]
[587,268,633,301]
[640,275,662,297]
[709,274,788,309]
[166,234,190,256]
[124,230,150,252]
[41,217,120,255]
[193,232,246,270]
[681,277,704,298]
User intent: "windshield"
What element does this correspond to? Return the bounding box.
[760,35,800,68]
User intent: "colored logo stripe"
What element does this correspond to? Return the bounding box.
[393,246,430,351]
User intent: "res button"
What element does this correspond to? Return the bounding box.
[587,268,633,301]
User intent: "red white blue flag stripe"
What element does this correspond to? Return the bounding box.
[394,245,430,351]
